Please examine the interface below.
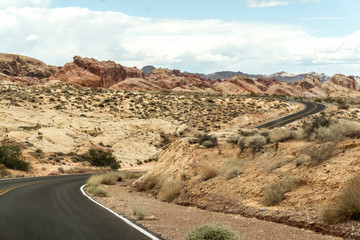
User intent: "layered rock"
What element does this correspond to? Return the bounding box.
[294,75,322,90]
[50,56,144,88]
[329,74,360,91]
[214,75,267,94]
[0,53,56,85]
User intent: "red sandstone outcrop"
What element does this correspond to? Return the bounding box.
[328,74,360,91]
[294,75,322,90]
[214,75,267,94]
[0,53,56,85]
[50,56,144,88]
[257,77,278,86]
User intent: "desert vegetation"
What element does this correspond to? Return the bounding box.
[185,224,240,240]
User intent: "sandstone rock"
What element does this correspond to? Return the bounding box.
[50,56,144,88]
[214,75,267,94]
[329,74,360,91]
[294,76,322,90]
[0,53,56,85]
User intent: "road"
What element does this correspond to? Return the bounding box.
[256,100,326,129]
[0,174,159,240]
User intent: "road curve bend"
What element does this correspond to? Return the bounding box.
[256,100,326,129]
[0,174,160,240]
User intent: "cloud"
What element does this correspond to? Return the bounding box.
[245,0,321,7]
[0,0,50,8]
[246,0,289,7]
[0,7,359,75]
[300,17,346,21]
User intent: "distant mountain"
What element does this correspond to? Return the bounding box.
[200,71,330,83]
[141,65,156,75]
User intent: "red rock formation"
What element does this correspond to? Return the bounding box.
[329,74,360,91]
[294,75,322,90]
[257,77,278,86]
[50,56,144,88]
[214,75,267,94]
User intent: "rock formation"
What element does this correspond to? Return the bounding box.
[0,53,56,85]
[50,56,144,88]
[329,74,360,91]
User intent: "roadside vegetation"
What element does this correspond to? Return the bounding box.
[0,141,30,172]
[84,148,120,170]
[185,224,240,240]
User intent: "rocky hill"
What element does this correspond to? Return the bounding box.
[0,53,359,98]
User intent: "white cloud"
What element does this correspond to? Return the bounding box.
[246,0,289,7]
[0,7,359,75]
[245,0,321,7]
[0,0,50,8]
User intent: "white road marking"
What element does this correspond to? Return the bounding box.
[80,184,160,240]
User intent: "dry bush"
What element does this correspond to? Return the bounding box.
[244,135,267,154]
[88,171,143,186]
[238,128,259,137]
[185,224,240,240]
[322,174,360,224]
[87,185,108,197]
[135,175,159,192]
[158,180,183,202]
[200,165,219,181]
[261,177,301,206]
[269,127,297,143]
[223,158,244,180]
[303,142,336,165]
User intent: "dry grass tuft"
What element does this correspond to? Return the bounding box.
[200,166,218,181]
[87,185,108,197]
[303,142,336,165]
[322,174,360,224]
[158,180,183,202]
[87,171,143,186]
[135,175,159,192]
[261,177,301,206]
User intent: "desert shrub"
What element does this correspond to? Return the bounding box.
[269,127,296,143]
[261,177,300,206]
[200,166,218,181]
[87,185,108,197]
[0,164,10,178]
[0,142,30,171]
[244,135,267,154]
[135,175,159,192]
[322,174,360,224]
[87,172,124,186]
[223,158,244,180]
[84,148,120,170]
[303,142,336,165]
[301,115,332,140]
[226,134,239,146]
[185,224,239,240]
[238,128,259,137]
[133,206,145,220]
[189,133,218,148]
[158,180,183,202]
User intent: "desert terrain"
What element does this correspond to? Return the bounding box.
[1,53,360,239]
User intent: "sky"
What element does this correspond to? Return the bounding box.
[0,0,360,76]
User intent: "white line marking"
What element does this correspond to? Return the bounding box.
[80,184,160,240]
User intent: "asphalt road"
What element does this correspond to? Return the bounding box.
[0,174,158,240]
[256,100,326,129]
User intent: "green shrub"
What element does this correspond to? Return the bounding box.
[185,224,239,240]
[0,142,30,171]
[84,148,120,169]
[322,174,360,224]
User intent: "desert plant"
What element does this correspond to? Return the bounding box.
[0,164,10,178]
[189,133,218,148]
[301,115,332,140]
[133,206,145,220]
[135,175,159,192]
[0,142,30,171]
[158,180,183,202]
[269,127,295,143]
[303,142,336,165]
[261,177,300,206]
[185,224,239,240]
[84,148,120,170]
[322,174,360,224]
[244,135,267,154]
[87,185,108,197]
[223,158,244,180]
[200,166,218,181]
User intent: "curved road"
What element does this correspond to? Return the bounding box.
[256,100,326,129]
[0,174,159,240]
